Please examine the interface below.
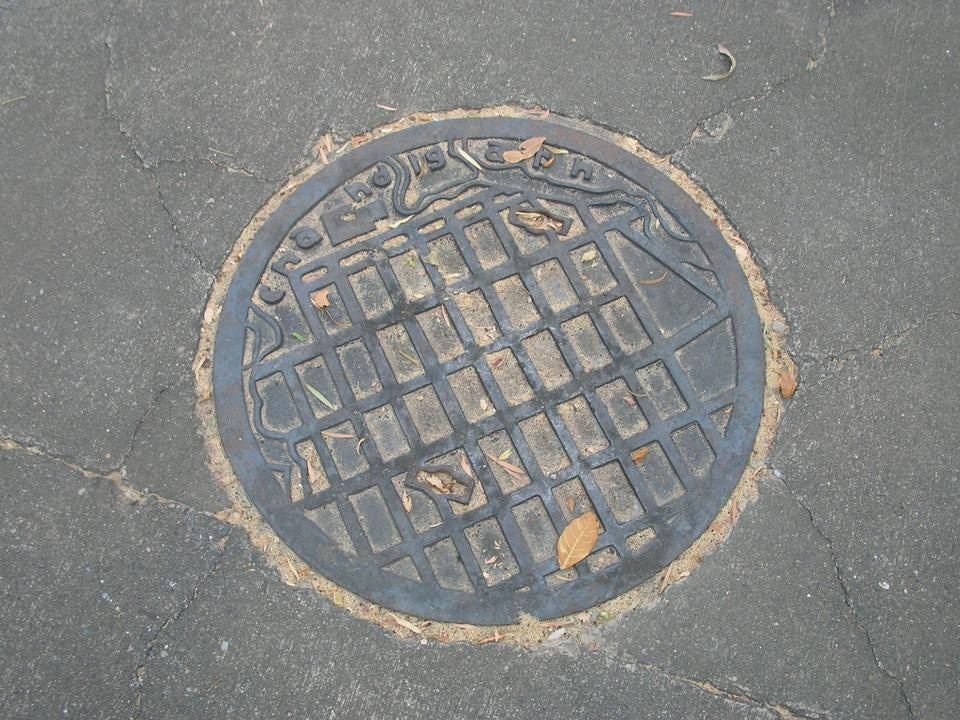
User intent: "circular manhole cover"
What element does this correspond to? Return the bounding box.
[211,115,764,624]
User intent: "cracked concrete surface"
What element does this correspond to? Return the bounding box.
[130,531,233,717]
[2,0,958,718]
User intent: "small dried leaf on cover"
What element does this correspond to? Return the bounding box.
[631,446,651,465]
[311,287,333,309]
[502,149,527,163]
[557,511,601,570]
[519,136,546,157]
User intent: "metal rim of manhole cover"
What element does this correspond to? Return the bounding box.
[200,109,786,627]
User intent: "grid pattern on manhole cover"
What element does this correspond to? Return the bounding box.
[212,117,764,624]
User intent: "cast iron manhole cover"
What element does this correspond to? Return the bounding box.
[212,116,764,624]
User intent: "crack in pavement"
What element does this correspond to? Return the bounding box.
[102,1,273,184]
[0,433,223,522]
[150,168,215,278]
[130,531,233,718]
[590,644,830,720]
[793,310,960,388]
[111,377,185,474]
[101,3,216,281]
[670,0,837,160]
[777,477,916,719]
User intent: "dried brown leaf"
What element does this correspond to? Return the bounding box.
[486,453,525,477]
[502,149,526,163]
[541,155,556,168]
[401,489,413,512]
[321,430,355,439]
[565,496,577,513]
[779,368,798,398]
[459,454,474,479]
[631,446,651,465]
[478,629,508,644]
[490,355,506,370]
[515,210,542,221]
[425,475,446,491]
[670,10,693,17]
[311,287,332,309]
[557,512,601,570]
[516,210,564,232]
[703,43,736,81]
[519,136,546,157]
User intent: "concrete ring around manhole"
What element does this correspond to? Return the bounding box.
[195,106,794,643]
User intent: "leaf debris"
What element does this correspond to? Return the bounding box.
[376,103,398,111]
[311,287,333,309]
[779,368,798,398]
[423,471,461,495]
[519,136,546,156]
[515,210,564,233]
[485,452,526,482]
[637,271,668,285]
[305,383,337,410]
[387,612,422,634]
[290,331,308,342]
[455,145,483,171]
[386,215,415,229]
[631,446,651,465]
[703,43,736,81]
[397,349,420,365]
[321,429,355,439]
[502,135,547,163]
[557,512,601,570]
[306,451,323,488]
[670,10,693,17]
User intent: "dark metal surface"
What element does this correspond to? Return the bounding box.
[212,117,765,624]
